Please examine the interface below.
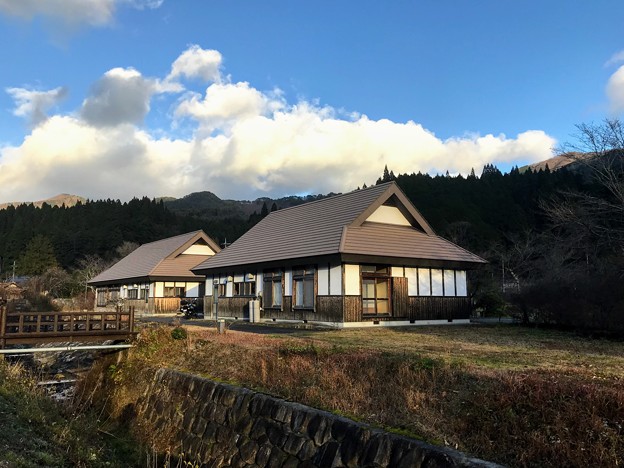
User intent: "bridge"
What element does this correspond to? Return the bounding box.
[0,306,136,350]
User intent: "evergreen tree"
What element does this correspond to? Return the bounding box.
[18,235,58,276]
[270,202,278,212]
[260,202,269,217]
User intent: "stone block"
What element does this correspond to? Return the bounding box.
[396,446,426,468]
[267,448,288,468]
[283,434,306,456]
[249,394,269,417]
[250,417,269,440]
[272,403,292,424]
[238,438,259,464]
[219,387,237,407]
[203,421,218,442]
[314,440,341,467]
[191,416,208,436]
[361,433,392,467]
[307,414,332,446]
[255,443,272,466]
[330,417,352,441]
[233,414,253,436]
[297,439,317,461]
[283,455,301,468]
[266,421,288,447]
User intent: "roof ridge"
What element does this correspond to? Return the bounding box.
[263,182,394,217]
[140,230,203,247]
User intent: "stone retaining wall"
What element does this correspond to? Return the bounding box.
[135,368,500,467]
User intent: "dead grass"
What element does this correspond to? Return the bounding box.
[100,323,623,467]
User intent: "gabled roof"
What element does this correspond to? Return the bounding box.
[88,230,220,286]
[193,182,485,272]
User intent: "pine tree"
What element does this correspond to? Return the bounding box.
[18,235,58,276]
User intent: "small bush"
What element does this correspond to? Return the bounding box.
[171,327,188,340]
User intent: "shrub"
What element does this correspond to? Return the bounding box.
[171,327,188,340]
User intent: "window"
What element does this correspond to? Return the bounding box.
[127,288,138,300]
[164,286,185,297]
[361,265,391,315]
[217,284,227,297]
[263,270,283,308]
[97,290,106,307]
[293,266,315,309]
[140,288,148,300]
[234,281,256,296]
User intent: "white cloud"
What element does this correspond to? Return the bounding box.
[0,46,557,202]
[168,45,223,83]
[0,0,161,27]
[175,82,285,133]
[606,65,624,115]
[6,86,68,126]
[81,67,168,127]
[605,50,624,68]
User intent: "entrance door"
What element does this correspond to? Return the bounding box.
[361,266,391,317]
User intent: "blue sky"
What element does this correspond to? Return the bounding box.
[0,1,623,202]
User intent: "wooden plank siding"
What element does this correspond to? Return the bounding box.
[408,296,472,321]
[315,296,344,323]
[391,277,409,318]
[215,297,251,319]
[344,296,362,322]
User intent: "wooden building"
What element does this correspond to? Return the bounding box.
[192,182,486,327]
[89,231,220,314]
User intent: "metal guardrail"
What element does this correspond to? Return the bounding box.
[0,306,135,348]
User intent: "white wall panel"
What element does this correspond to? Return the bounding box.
[329,263,342,295]
[226,281,233,297]
[256,272,263,294]
[186,282,200,297]
[391,266,404,278]
[443,270,456,296]
[155,282,164,297]
[405,268,417,295]
[317,264,329,296]
[344,264,360,295]
[418,268,430,296]
[431,269,443,296]
[204,277,213,296]
[284,268,292,296]
[456,270,467,296]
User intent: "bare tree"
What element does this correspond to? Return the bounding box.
[545,118,624,253]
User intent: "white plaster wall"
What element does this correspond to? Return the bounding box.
[391,266,404,278]
[284,268,292,296]
[366,205,411,226]
[182,244,215,255]
[329,263,342,295]
[149,283,155,298]
[205,276,213,296]
[234,273,244,283]
[456,270,467,296]
[256,272,263,294]
[418,268,430,296]
[443,270,456,296]
[317,265,329,296]
[155,282,164,297]
[344,264,360,295]
[405,267,417,296]
[186,282,200,297]
[431,269,443,296]
[226,281,233,297]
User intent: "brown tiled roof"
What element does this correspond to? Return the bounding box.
[342,222,485,264]
[88,231,220,286]
[193,182,485,272]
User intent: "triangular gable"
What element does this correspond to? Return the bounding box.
[167,231,221,260]
[349,183,435,235]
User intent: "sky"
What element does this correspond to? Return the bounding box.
[0,1,623,202]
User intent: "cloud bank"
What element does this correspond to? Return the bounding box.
[0,45,556,202]
[0,0,162,27]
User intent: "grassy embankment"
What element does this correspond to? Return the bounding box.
[101,323,623,467]
[0,359,141,467]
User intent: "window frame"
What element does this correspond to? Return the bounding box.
[361,265,392,316]
[262,270,283,309]
[293,266,315,310]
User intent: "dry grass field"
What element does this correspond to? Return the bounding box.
[107,322,623,467]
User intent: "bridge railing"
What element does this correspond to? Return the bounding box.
[0,306,135,348]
